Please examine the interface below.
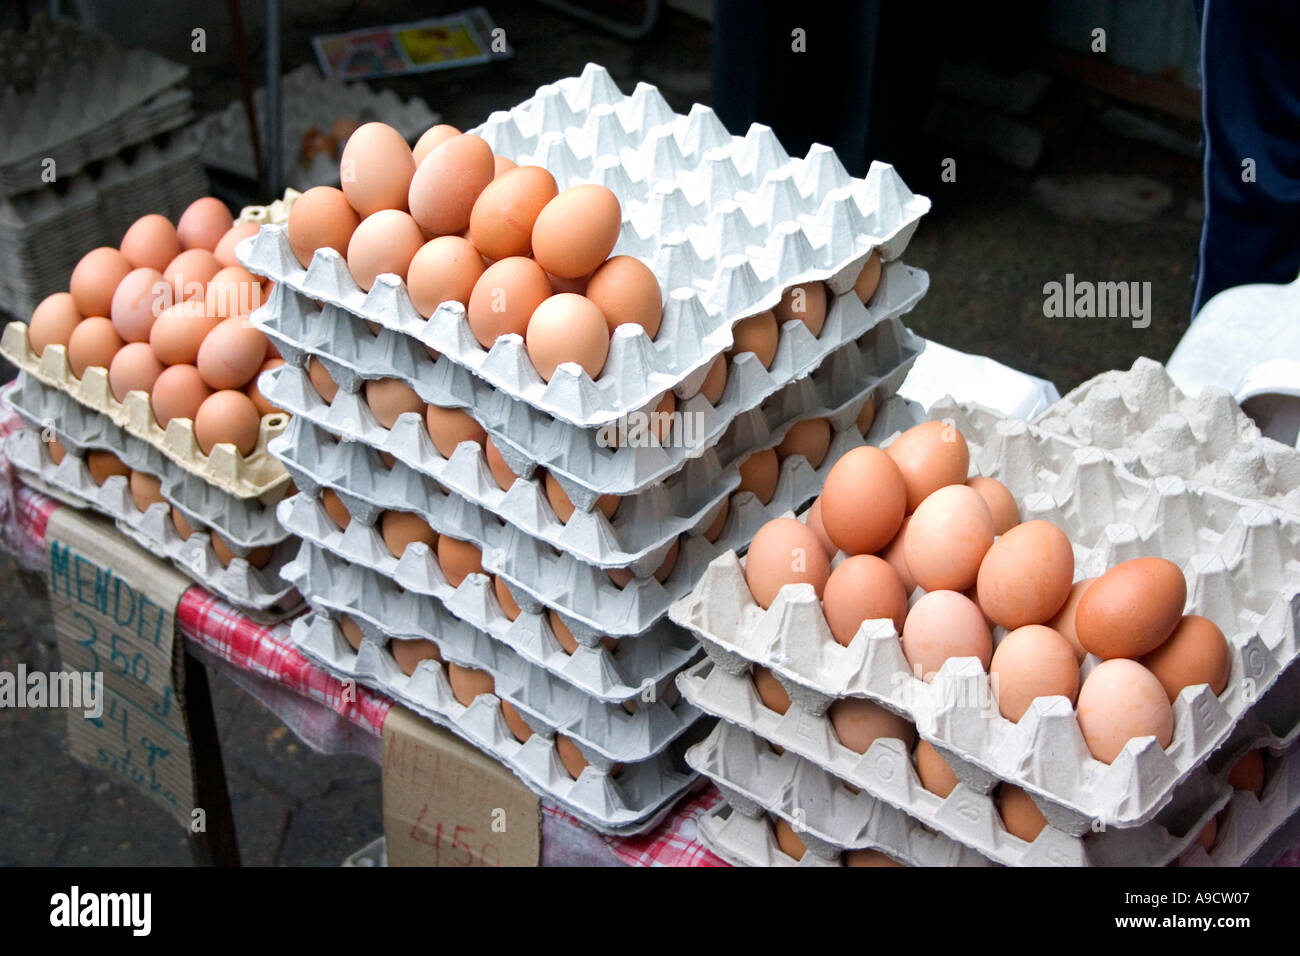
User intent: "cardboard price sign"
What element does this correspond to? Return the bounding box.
[44,507,197,827]
[382,706,540,866]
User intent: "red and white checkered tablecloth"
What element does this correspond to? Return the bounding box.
[0,395,724,867]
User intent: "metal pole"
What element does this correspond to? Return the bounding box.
[265,0,283,202]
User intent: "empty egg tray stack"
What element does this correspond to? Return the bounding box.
[0,15,203,317]
[672,365,1300,866]
[239,63,932,835]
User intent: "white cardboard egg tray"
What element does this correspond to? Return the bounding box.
[285,606,702,835]
[235,63,930,431]
[278,495,699,704]
[0,322,290,501]
[0,17,190,195]
[676,658,1230,867]
[3,375,288,548]
[262,356,922,638]
[252,265,925,501]
[670,397,1300,833]
[1035,358,1300,514]
[193,63,438,191]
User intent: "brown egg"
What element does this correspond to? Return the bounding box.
[320,487,351,529]
[285,187,360,270]
[107,268,166,343]
[900,590,992,680]
[775,418,831,469]
[407,235,485,317]
[646,391,676,443]
[737,447,780,505]
[378,451,397,469]
[28,292,83,356]
[844,848,902,867]
[886,421,971,513]
[391,638,442,676]
[548,610,582,654]
[446,662,495,707]
[108,342,164,401]
[165,248,222,302]
[120,214,181,272]
[1046,577,1096,663]
[525,293,610,381]
[86,450,129,486]
[1076,558,1186,660]
[172,508,196,540]
[856,394,877,435]
[805,497,837,559]
[412,123,462,165]
[829,696,914,754]
[774,281,828,337]
[211,533,272,569]
[773,818,806,861]
[197,317,267,390]
[915,739,959,797]
[820,446,907,555]
[129,470,165,513]
[493,154,517,177]
[423,404,485,459]
[468,165,558,260]
[149,300,219,365]
[555,733,590,779]
[465,256,553,348]
[46,436,67,465]
[347,210,425,291]
[213,221,260,269]
[585,255,663,339]
[308,356,339,403]
[607,538,678,588]
[340,122,416,216]
[853,249,883,303]
[408,134,495,237]
[151,364,212,426]
[500,699,532,742]
[380,510,437,558]
[967,476,1020,535]
[494,575,521,621]
[194,390,261,456]
[903,484,995,592]
[704,497,730,542]
[729,310,778,368]
[1194,818,1218,851]
[438,536,483,588]
[542,471,618,524]
[877,514,916,594]
[531,185,622,278]
[752,664,791,714]
[484,436,518,491]
[1139,614,1230,703]
[67,317,124,378]
[177,197,233,251]
[822,554,908,644]
[1228,749,1265,796]
[744,517,832,609]
[989,625,1081,721]
[1076,658,1174,763]
[204,265,264,319]
[698,354,728,405]
[247,358,285,416]
[338,615,365,651]
[69,247,132,318]
[364,377,423,429]
[975,520,1075,630]
[999,784,1048,842]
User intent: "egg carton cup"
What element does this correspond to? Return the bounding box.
[671,398,1300,832]
[193,63,437,191]
[0,16,190,195]
[280,504,700,704]
[286,609,701,835]
[252,268,926,500]
[4,376,289,548]
[1,322,290,500]
[1035,357,1300,514]
[677,657,1231,867]
[687,718,991,866]
[1180,739,1300,867]
[237,63,929,431]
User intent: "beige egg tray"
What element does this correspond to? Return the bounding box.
[670,398,1300,832]
[1,321,290,500]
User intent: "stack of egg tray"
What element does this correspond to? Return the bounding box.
[0,16,200,316]
[241,63,932,835]
[672,378,1300,866]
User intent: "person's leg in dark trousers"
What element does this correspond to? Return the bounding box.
[1193,0,1300,316]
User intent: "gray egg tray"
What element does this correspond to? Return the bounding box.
[1035,357,1300,514]
[3,375,289,548]
[1179,739,1300,867]
[670,398,1300,832]
[287,609,701,835]
[281,510,700,704]
[251,266,925,501]
[236,63,929,430]
[677,658,1229,867]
